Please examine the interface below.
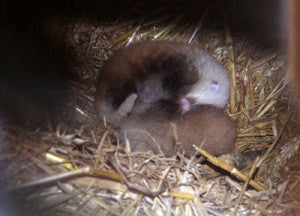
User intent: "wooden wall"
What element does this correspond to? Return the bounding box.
[289,0,300,109]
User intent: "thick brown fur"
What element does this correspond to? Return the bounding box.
[117,105,237,157]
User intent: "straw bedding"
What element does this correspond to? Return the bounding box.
[0,1,299,215]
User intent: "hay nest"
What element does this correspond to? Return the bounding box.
[1,2,299,216]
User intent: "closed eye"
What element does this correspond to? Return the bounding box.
[209,81,220,92]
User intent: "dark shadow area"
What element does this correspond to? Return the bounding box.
[0,0,286,127]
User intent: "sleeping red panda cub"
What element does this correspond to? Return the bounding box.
[116,98,236,157]
[96,41,230,124]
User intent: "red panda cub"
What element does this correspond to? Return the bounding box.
[96,41,230,124]
[116,101,237,157]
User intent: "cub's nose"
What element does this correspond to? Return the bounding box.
[179,97,196,112]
